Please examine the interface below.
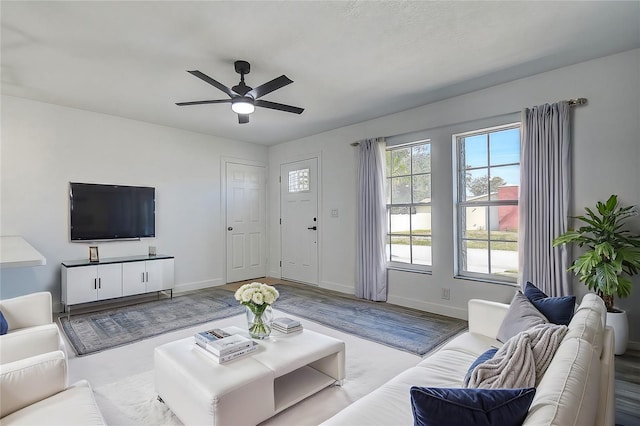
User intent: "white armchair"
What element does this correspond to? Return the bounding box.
[0,292,66,364]
[0,350,105,425]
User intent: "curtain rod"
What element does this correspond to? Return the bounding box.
[567,97,587,106]
[350,97,587,146]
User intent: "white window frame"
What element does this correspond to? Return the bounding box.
[386,140,432,272]
[453,123,520,284]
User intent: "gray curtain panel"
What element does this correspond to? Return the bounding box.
[519,101,572,296]
[356,138,388,301]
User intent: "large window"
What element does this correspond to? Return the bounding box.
[386,141,431,269]
[455,124,520,282]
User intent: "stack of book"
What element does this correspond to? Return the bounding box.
[271,317,303,334]
[194,328,258,364]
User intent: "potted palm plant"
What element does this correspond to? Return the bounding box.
[553,194,640,355]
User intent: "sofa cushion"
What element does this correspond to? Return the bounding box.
[524,338,600,425]
[0,380,106,426]
[0,311,7,335]
[463,348,498,386]
[410,386,536,426]
[524,282,575,326]
[564,302,605,356]
[0,324,64,365]
[496,292,547,343]
[0,351,68,418]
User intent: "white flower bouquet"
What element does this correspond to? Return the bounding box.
[234,282,280,338]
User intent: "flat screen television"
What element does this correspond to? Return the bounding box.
[70,182,155,241]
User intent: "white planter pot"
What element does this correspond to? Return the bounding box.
[606,310,628,355]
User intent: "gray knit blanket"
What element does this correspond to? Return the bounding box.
[467,323,568,389]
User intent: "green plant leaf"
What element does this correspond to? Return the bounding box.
[594,262,619,296]
[594,242,614,260]
[616,276,632,298]
[552,231,585,247]
[605,194,618,211]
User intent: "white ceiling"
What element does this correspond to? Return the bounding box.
[2,1,639,146]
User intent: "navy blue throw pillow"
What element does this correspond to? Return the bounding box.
[0,310,8,335]
[464,348,499,386]
[410,387,536,426]
[524,282,576,326]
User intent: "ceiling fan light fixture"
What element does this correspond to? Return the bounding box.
[177,62,303,121]
[231,97,255,114]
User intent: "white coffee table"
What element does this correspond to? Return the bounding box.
[154,326,346,426]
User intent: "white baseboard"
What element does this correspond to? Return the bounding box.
[174,278,224,294]
[320,281,354,294]
[317,282,467,320]
[386,294,468,320]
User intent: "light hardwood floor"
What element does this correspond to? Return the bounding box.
[615,346,640,426]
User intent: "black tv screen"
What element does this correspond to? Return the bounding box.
[70,182,155,241]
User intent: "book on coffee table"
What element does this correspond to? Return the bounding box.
[272,324,303,334]
[193,341,259,364]
[194,328,231,349]
[206,334,253,356]
[272,317,300,329]
[272,317,303,334]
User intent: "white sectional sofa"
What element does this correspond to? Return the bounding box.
[0,292,106,425]
[322,293,615,426]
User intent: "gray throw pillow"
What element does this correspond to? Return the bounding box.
[496,291,548,343]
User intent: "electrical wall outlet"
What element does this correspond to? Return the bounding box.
[441,288,450,300]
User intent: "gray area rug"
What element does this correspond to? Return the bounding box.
[59,289,243,356]
[60,285,467,356]
[275,285,467,355]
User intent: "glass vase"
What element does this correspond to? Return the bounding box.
[245,305,273,339]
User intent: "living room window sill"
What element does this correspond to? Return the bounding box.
[453,275,518,287]
[387,265,432,275]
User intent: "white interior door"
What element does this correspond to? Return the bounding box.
[281,158,318,285]
[226,162,266,283]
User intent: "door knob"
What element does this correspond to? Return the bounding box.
[307,226,317,230]
[228,227,233,231]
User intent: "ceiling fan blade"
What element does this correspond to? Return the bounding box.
[248,75,293,99]
[238,114,250,124]
[187,70,236,98]
[255,99,304,114]
[175,99,232,106]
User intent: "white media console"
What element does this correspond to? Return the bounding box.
[61,254,174,316]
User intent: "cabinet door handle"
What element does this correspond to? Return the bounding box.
[142,272,145,282]
[94,278,97,290]
[146,272,149,282]
[98,278,101,289]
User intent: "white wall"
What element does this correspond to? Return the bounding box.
[267,49,640,339]
[0,96,268,309]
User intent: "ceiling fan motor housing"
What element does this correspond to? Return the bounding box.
[234,60,250,76]
[233,60,252,95]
